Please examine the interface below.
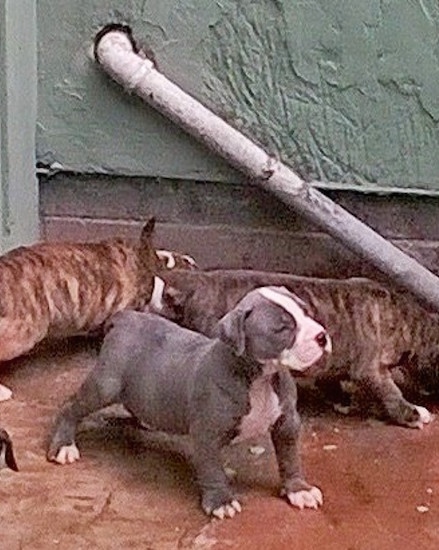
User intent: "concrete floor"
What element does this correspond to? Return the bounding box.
[0,338,438,549]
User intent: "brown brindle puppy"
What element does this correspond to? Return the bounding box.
[0,219,160,401]
[153,269,437,429]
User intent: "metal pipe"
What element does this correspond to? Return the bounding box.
[93,24,439,311]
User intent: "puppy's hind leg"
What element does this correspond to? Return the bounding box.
[0,319,48,401]
[47,359,123,464]
[0,319,43,358]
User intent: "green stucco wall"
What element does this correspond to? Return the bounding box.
[0,0,38,251]
[37,0,439,193]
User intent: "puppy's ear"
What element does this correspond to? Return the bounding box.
[216,307,251,356]
[141,218,156,244]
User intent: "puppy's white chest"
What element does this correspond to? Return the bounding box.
[233,377,282,444]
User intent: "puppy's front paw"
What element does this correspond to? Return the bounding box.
[211,500,242,520]
[48,443,80,465]
[412,405,433,429]
[284,486,323,510]
[397,404,433,429]
[201,490,242,519]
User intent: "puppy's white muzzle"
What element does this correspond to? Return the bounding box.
[278,317,331,372]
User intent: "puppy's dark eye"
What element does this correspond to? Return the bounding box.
[274,325,289,334]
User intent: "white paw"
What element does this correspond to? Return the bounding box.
[54,444,80,465]
[0,384,12,402]
[286,486,323,510]
[333,403,350,415]
[212,500,242,520]
[414,405,433,427]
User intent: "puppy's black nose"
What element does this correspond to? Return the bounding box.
[315,331,327,348]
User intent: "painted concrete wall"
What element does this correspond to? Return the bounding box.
[0,0,39,251]
[37,0,439,193]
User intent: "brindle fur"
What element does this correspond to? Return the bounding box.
[160,269,438,428]
[0,219,160,365]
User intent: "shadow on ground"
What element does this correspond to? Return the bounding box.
[0,338,438,549]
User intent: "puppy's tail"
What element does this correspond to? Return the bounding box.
[0,429,18,471]
[137,217,161,274]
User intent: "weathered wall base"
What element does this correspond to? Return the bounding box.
[39,174,439,279]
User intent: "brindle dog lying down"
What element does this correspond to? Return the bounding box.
[153,269,437,429]
[0,219,164,401]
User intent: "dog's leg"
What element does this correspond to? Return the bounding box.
[189,391,245,521]
[0,318,47,362]
[351,370,432,429]
[190,433,242,520]
[271,372,323,510]
[47,360,122,464]
[0,320,48,400]
[0,320,50,401]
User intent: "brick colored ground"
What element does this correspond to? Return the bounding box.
[0,338,438,549]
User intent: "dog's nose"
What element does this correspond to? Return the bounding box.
[315,331,327,348]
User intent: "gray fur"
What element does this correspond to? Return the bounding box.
[47,288,328,517]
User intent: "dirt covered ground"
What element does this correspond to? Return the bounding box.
[0,338,439,549]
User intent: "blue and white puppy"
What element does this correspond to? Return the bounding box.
[47,286,331,519]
